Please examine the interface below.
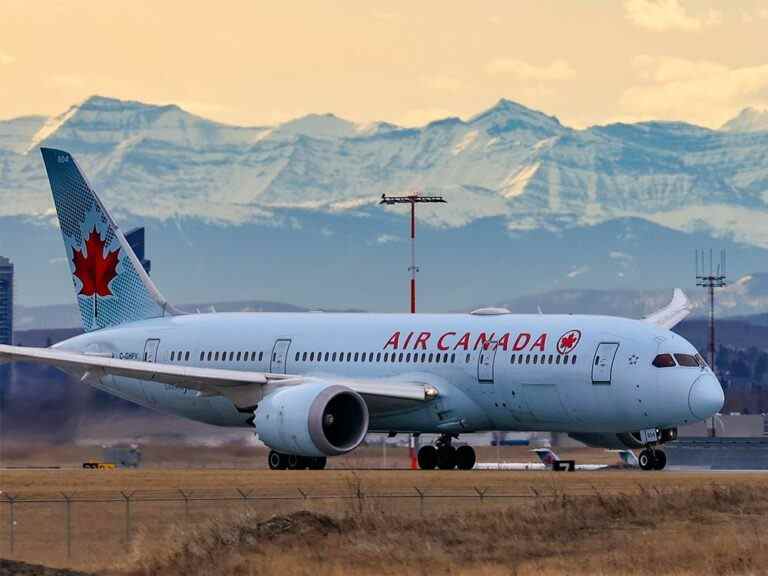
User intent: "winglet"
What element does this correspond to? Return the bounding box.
[644,288,692,329]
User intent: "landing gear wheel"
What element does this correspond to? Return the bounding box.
[287,454,308,470]
[638,448,656,471]
[308,457,327,470]
[268,450,288,470]
[652,449,667,471]
[417,445,438,470]
[455,445,476,470]
[437,445,457,470]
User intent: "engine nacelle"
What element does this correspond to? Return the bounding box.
[254,381,369,457]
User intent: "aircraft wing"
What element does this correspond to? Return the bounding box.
[643,288,692,329]
[0,344,437,410]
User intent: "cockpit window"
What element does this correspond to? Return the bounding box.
[695,354,707,368]
[652,353,676,368]
[674,353,699,367]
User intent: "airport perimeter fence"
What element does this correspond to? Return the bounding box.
[0,484,603,563]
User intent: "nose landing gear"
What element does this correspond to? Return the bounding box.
[417,434,476,470]
[638,447,667,471]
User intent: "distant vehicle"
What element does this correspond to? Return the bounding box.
[0,148,724,471]
[82,445,141,469]
[475,448,639,471]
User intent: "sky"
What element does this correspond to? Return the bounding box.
[1,0,768,129]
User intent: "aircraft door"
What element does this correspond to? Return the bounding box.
[141,339,161,405]
[143,339,160,362]
[270,339,292,374]
[477,342,498,382]
[592,342,619,384]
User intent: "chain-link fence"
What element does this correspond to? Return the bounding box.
[0,484,604,565]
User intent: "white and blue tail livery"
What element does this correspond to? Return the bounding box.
[40,148,178,332]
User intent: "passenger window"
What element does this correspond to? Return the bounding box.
[451,353,455,363]
[572,355,577,365]
[259,351,264,362]
[466,353,471,363]
[556,355,561,364]
[406,353,411,362]
[347,353,352,362]
[435,354,440,364]
[185,352,190,361]
[325,352,330,362]
[510,354,516,364]
[207,351,212,361]
[310,352,315,361]
[200,351,205,361]
[674,353,699,367]
[422,353,427,363]
[171,351,175,361]
[376,352,381,362]
[399,353,404,362]
[229,352,234,361]
[548,354,553,364]
[384,353,389,362]
[428,353,434,362]
[652,354,676,368]
[533,355,538,365]
[302,352,308,361]
[353,352,359,362]
[332,352,337,361]
[563,355,569,364]
[236,352,241,362]
[526,354,531,364]
[214,352,220,361]
[295,352,300,361]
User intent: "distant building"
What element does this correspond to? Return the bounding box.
[0,256,12,345]
[126,227,151,275]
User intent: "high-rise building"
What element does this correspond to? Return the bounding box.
[0,256,12,459]
[0,256,12,345]
[126,227,151,275]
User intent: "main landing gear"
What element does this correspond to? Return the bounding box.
[638,447,667,471]
[417,434,476,470]
[268,450,327,470]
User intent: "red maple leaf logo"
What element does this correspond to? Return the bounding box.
[557,330,581,354]
[72,227,119,297]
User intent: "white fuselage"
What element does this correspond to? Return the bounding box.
[54,311,717,437]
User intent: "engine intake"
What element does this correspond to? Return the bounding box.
[254,382,369,457]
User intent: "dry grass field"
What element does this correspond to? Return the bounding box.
[2,466,768,575]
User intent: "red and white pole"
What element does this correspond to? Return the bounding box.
[410,199,416,315]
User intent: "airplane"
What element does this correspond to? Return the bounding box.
[0,148,724,471]
[475,448,639,471]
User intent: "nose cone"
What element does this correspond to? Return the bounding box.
[688,374,724,420]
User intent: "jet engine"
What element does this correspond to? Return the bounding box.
[254,381,369,457]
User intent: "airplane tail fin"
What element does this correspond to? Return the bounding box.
[616,449,639,467]
[532,448,559,466]
[40,148,178,332]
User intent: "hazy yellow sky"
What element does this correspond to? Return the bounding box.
[1,0,767,128]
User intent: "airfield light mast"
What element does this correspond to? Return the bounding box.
[379,193,447,313]
[696,249,727,437]
[380,192,446,469]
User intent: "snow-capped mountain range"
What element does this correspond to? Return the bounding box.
[1,95,768,313]
[2,95,768,243]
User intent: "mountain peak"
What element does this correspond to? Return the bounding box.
[469,98,565,135]
[721,107,768,132]
[275,112,361,139]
